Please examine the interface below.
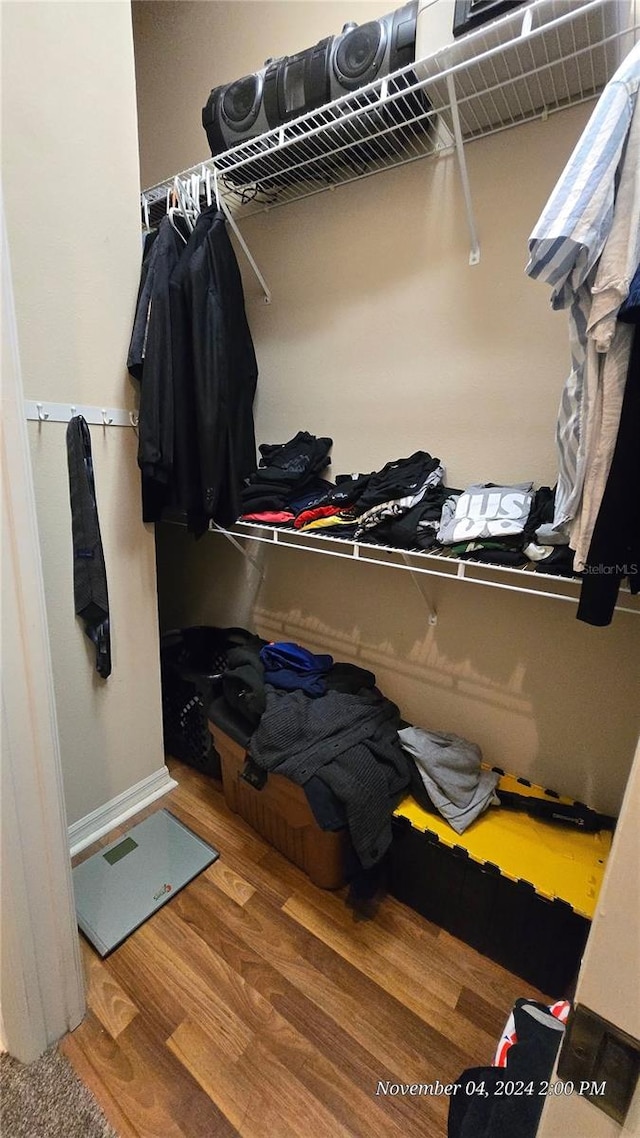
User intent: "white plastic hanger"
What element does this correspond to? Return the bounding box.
[202,165,212,207]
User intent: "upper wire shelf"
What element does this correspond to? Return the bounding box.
[208,520,640,617]
[141,0,638,223]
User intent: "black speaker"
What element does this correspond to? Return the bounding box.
[323,1,430,178]
[203,65,281,156]
[202,1,430,194]
[263,38,333,127]
[203,2,420,160]
[329,1,418,99]
[202,40,333,157]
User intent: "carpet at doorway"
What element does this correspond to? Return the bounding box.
[0,1046,118,1138]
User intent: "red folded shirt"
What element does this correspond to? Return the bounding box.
[241,511,295,524]
[294,504,353,529]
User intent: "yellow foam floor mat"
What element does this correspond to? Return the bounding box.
[394,769,612,920]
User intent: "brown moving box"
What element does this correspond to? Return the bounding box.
[208,719,346,889]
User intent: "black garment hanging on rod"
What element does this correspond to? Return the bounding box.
[128,207,258,533]
[66,415,112,678]
[577,325,640,626]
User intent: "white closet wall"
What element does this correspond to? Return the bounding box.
[2,1,167,828]
[133,0,640,815]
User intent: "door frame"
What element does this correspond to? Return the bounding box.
[1,196,85,1061]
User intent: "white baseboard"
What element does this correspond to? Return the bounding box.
[68,766,178,856]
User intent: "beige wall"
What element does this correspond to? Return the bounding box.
[538,737,640,1137]
[2,1,166,825]
[135,0,640,814]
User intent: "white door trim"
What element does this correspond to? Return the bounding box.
[0,194,85,1062]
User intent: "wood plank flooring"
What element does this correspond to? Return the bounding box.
[62,758,549,1138]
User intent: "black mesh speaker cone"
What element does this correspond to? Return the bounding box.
[221,74,263,129]
[334,22,386,88]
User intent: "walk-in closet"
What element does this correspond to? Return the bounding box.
[2,1,639,1136]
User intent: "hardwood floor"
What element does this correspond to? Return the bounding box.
[62,759,548,1137]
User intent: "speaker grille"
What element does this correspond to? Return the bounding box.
[334,22,385,87]
[222,75,261,128]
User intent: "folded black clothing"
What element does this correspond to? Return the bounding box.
[325,662,376,694]
[241,483,336,515]
[243,493,314,517]
[308,472,374,510]
[534,545,576,576]
[359,484,451,549]
[523,485,555,542]
[252,431,332,486]
[354,451,443,513]
[458,545,528,567]
[239,491,292,512]
[288,479,335,514]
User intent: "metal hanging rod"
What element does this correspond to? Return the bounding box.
[25,400,139,428]
[208,521,640,617]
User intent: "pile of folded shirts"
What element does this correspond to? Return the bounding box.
[240,431,334,520]
[239,432,576,575]
[437,482,574,573]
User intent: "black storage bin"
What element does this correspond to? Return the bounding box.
[389,814,592,997]
[160,626,255,777]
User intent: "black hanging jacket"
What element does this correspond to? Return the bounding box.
[169,205,219,534]
[129,210,258,529]
[189,212,258,526]
[128,215,186,522]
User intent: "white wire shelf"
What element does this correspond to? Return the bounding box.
[141,0,638,224]
[209,520,640,616]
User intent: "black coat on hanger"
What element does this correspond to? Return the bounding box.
[129,208,258,531]
[188,210,258,529]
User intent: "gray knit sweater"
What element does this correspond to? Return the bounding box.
[250,687,410,868]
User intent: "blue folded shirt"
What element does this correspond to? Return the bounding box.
[260,641,334,696]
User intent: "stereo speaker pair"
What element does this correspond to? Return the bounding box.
[202,1,420,158]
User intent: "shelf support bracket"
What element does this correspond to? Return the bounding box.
[401,554,438,626]
[215,179,272,304]
[209,522,266,583]
[446,73,481,266]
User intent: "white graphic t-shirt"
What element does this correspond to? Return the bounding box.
[438,483,534,544]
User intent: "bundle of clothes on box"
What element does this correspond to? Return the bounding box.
[238,430,576,580]
[215,632,611,887]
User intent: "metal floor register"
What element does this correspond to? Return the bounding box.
[73,809,219,956]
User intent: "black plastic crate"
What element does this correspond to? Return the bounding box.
[160,626,254,777]
[389,814,590,997]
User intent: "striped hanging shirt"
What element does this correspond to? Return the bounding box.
[525,41,640,533]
